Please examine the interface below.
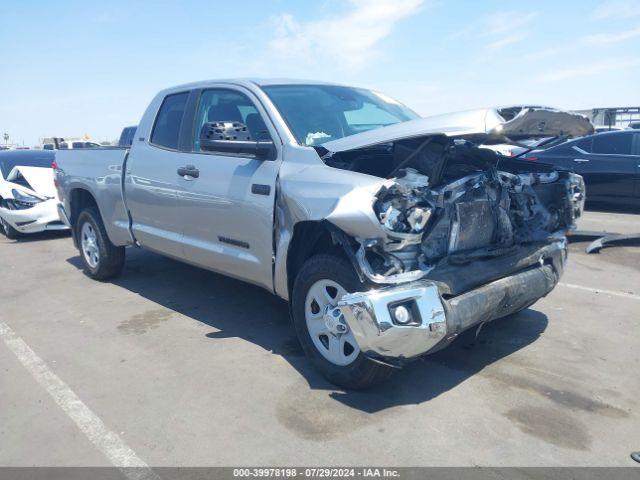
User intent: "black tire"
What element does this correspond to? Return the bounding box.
[76,207,125,280]
[291,254,394,389]
[1,217,21,239]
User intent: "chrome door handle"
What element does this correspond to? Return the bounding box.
[573,158,590,163]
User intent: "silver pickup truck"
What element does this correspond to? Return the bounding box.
[55,79,591,388]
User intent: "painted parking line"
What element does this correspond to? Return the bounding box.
[0,322,159,480]
[558,282,640,301]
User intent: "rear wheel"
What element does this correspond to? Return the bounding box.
[1,217,20,240]
[76,207,125,280]
[292,254,394,389]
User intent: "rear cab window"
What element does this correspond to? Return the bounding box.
[150,92,189,150]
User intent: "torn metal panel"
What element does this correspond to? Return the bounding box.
[567,230,621,242]
[586,233,640,254]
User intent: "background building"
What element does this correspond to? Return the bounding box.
[573,107,640,129]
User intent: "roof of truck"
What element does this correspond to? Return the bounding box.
[158,78,347,95]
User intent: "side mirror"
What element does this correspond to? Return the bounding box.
[199,121,275,160]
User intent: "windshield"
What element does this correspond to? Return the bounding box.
[261,84,419,146]
[0,151,55,179]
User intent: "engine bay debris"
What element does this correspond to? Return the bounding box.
[324,137,585,284]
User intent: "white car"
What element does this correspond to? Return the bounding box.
[0,150,69,239]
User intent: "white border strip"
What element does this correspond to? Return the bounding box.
[559,282,640,301]
[0,322,159,480]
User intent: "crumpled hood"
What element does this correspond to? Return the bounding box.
[6,166,57,198]
[321,107,594,153]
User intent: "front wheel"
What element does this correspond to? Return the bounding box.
[1,217,21,239]
[291,254,394,389]
[76,207,125,280]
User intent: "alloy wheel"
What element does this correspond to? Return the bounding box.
[304,279,360,366]
[80,222,100,268]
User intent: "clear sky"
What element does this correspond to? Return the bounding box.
[1,0,639,146]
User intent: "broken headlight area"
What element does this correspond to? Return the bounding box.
[359,168,434,284]
[375,168,433,234]
[3,189,45,210]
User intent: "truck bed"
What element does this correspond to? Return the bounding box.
[55,147,133,246]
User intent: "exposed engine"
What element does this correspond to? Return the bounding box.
[324,138,585,284]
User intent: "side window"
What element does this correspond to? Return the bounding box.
[150,92,189,150]
[574,137,592,153]
[193,89,270,153]
[551,143,572,154]
[592,133,633,155]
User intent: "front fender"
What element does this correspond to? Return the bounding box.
[272,149,389,300]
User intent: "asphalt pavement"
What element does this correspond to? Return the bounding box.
[1,210,638,467]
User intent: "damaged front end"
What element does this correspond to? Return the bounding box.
[334,160,581,362]
[353,162,584,288]
[312,109,589,364]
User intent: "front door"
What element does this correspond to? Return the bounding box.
[178,86,282,291]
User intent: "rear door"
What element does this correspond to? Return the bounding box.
[177,86,282,291]
[124,90,195,259]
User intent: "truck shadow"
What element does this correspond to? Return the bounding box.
[66,247,548,412]
[329,308,548,412]
[6,230,71,243]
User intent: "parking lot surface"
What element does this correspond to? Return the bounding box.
[1,211,639,467]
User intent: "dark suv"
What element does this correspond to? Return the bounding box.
[524,130,640,207]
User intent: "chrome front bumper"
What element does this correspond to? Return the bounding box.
[338,241,566,362]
